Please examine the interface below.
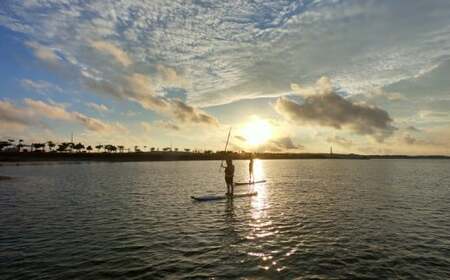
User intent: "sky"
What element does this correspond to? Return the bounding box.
[0,0,449,155]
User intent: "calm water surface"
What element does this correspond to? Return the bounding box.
[1,159,449,279]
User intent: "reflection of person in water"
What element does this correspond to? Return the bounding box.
[222,159,235,195]
[225,198,235,219]
[248,157,254,183]
[223,199,238,248]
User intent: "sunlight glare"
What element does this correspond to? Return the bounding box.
[243,118,273,146]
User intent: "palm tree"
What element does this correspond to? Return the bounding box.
[57,143,67,152]
[0,141,11,151]
[47,141,56,152]
[86,145,93,152]
[117,145,125,153]
[31,143,45,152]
[57,142,73,152]
[17,139,24,152]
[104,144,117,153]
[73,142,85,152]
[95,144,103,152]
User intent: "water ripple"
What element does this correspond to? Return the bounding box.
[1,160,449,279]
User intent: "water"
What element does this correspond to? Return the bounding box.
[1,159,449,279]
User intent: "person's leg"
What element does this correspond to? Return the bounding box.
[231,178,234,195]
[225,179,230,195]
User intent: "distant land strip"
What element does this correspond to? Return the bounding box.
[0,151,448,163]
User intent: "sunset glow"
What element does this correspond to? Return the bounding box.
[242,119,273,146]
[0,1,449,155]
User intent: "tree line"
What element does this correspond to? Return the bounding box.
[0,138,201,153]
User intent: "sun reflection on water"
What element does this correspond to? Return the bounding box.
[245,160,286,273]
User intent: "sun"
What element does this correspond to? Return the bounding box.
[242,118,273,146]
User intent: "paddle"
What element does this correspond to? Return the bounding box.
[219,127,232,171]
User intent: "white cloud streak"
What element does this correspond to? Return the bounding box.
[20,79,63,95]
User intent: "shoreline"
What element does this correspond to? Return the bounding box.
[0,151,448,164]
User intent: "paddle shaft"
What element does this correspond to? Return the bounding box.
[219,127,232,171]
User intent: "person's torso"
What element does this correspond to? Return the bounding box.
[225,165,234,177]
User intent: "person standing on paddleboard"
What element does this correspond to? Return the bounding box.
[249,157,254,183]
[223,159,235,195]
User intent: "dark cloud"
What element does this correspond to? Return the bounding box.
[270,137,301,150]
[257,136,303,152]
[170,100,218,125]
[276,77,395,142]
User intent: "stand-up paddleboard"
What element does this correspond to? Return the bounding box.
[191,192,257,202]
[234,180,266,186]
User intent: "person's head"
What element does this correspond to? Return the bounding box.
[226,159,232,166]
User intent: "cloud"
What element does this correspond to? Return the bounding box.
[270,137,302,150]
[275,77,395,141]
[84,73,219,126]
[20,79,63,95]
[11,98,121,133]
[140,122,152,133]
[141,120,180,132]
[0,100,37,131]
[2,0,450,155]
[327,135,353,147]
[86,102,109,112]
[23,99,111,131]
[403,134,416,145]
[2,1,450,108]
[169,99,218,125]
[155,64,189,87]
[26,41,60,64]
[406,126,420,132]
[90,40,132,67]
[153,120,180,131]
[418,110,448,119]
[384,59,450,99]
[255,136,303,152]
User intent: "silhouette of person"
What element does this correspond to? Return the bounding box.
[223,159,235,195]
[249,157,254,183]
